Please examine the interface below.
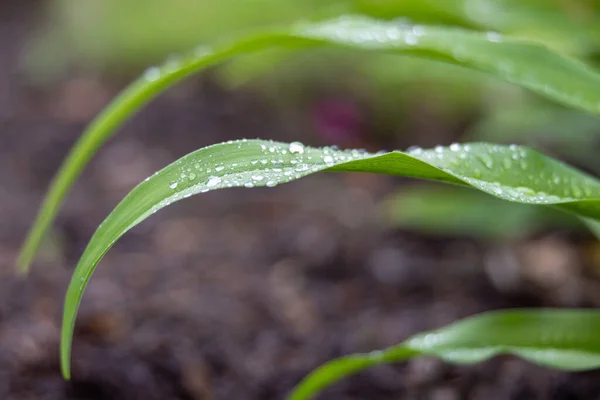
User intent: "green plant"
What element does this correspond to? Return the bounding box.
[383,184,579,239]
[19,11,600,400]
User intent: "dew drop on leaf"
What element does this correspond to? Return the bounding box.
[323,155,334,164]
[143,66,161,82]
[206,176,221,187]
[486,32,502,42]
[289,141,305,154]
[520,160,528,170]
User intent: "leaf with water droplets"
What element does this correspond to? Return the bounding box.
[19,15,600,273]
[60,139,600,379]
[288,309,600,400]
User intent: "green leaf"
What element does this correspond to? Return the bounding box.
[356,0,600,56]
[582,218,600,240]
[20,16,600,273]
[466,102,600,174]
[34,0,597,71]
[384,185,578,239]
[467,103,600,146]
[288,309,600,400]
[60,139,600,378]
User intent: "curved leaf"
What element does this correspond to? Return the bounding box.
[60,139,600,378]
[288,309,600,400]
[356,0,600,56]
[19,15,600,272]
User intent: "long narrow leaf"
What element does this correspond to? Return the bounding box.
[288,309,600,400]
[19,16,600,272]
[60,139,600,378]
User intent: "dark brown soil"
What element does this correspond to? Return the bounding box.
[2,3,600,400]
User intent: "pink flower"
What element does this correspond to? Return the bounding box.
[312,98,364,146]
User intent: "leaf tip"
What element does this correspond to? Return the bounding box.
[60,348,72,380]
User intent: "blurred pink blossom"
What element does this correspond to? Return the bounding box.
[312,98,364,146]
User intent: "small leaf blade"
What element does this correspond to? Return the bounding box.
[289,309,600,400]
[61,139,600,378]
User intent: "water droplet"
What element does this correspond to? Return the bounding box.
[449,143,461,152]
[516,187,536,196]
[520,160,528,170]
[144,66,161,82]
[163,54,181,73]
[405,32,418,45]
[244,182,254,188]
[370,350,384,359]
[407,146,423,155]
[169,181,178,189]
[289,141,305,154]
[266,180,278,187]
[478,154,494,169]
[323,155,334,164]
[486,32,502,42]
[215,166,225,172]
[188,173,196,180]
[194,45,211,58]
[206,176,221,187]
[251,175,264,181]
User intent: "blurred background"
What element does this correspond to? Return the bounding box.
[3,0,600,398]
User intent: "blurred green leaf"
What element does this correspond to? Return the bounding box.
[357,0,600,54]
[34,0,351,68]
[468,103,600,146]
[289,309,600,399]
[20,16,600,273]
[60,139,600,378]
[467,103,600,173]
[33,0,599,71]
[384,185,578,238]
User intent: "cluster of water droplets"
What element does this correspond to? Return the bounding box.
[406,142,600,204]
[298,15,427,48]
[143,45,212,84]
[146,139,374,215]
